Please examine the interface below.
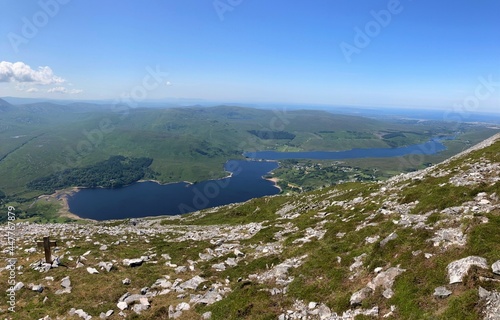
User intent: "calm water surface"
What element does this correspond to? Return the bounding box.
[245,138,448,160]
[68,160,279,220]
[68,138,449,220]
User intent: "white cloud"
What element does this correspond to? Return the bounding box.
[47,86,66,93]
[0,61,65,85]
[1,61,83,95]
[47,86,83,94]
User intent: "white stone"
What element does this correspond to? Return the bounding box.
[174,266,187,273]
[117,301,128,310]
[74,309,91,320]
[61,276,71,288]
[139,297,150,306]
[367,267,406,292]
[13,282,24,291]
[212,263,226,271]
[98,261,113,272]
[434,286,452,298]
[202,311,212,319]
[380,232,398,246]
[133,303,149,314]
[479,199,491,205]
[123,258,144,267]
[350,287,373,306]
[382,288,394,299]
[180,276,205,290]
[86,267,99,274]
[365,235,380,244]
[492,260,500,275]
[176,302,190,311]
[31,284,44,293]
[225,258,237,267]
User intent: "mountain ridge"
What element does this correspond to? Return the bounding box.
[0,98,12,112]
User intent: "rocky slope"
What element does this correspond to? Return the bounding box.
[1,134,500,320]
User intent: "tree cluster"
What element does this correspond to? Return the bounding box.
[27,156,154,192]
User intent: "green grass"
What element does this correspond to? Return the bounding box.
[401,178,500,215]
[177,196,290,226]
[464,213,500,263]
[439,290,481,320]
[205,282,288,320]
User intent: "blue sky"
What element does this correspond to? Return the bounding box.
[0,0,499,111]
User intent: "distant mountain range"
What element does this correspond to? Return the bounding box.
[3,96,500,124]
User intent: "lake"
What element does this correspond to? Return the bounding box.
[244,138,448,160]
[67,160,280,220]
[68,138,449,220]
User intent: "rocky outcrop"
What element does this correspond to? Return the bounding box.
[478,287,500,320]
[447,256,489,284]
[429,228,467,249]
[350,266,406,306]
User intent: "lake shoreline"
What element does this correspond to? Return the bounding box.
[59,159,282,220]
[265,176,282,192]
[44,187,93,221]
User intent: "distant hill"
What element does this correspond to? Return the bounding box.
[0,98,12,112]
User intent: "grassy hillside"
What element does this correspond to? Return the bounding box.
[0,134,499,319]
